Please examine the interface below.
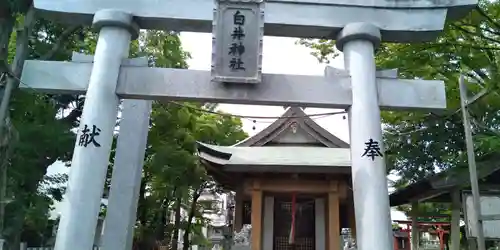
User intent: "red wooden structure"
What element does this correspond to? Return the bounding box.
[393,218,450,250]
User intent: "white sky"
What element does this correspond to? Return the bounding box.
[180,32,348,140]
[48,32,406,221]
[180,32,406,221]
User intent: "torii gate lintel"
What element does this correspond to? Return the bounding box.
[20,60,446,111]
[34,0,475,42]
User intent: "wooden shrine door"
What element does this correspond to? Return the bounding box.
[273,197,315,250]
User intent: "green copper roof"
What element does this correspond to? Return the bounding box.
[197,107,351,175]
[198,142,351,168]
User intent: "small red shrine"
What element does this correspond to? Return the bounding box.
[393,217,451,250]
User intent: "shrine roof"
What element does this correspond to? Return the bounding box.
[389,154,500,206]
[197,142,351,172]
[197,107,351,181]
[235,107,349,147]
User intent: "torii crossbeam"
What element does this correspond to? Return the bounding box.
[35,0,475,42]
[21,61,446,110]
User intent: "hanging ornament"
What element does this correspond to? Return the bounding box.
[289,192,297,245]
[290,122,298,133]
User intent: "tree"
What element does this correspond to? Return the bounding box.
[133,101,246,249]
[133,95,246,249]
[0,1,92,248]
[107,31,248,249]
[377,1,500,184]
[2,2,247,249]
[0,1,139,248]
[300,2,500,248]
[300,0,500,184]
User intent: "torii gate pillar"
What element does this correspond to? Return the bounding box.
[54,10,138,250]
[337,23,392,250]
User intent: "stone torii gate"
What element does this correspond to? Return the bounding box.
[21,1,475,250]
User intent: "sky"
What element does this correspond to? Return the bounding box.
[179,32,406,220]
[48,32,406,221]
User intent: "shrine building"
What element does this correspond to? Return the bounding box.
[197,107,355,250]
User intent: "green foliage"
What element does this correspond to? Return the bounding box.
[136,99,246,248]
[4,0,31,15]
[378,1,500,183]
[396,203,452,220]
[300,0,500,229]
[0,6,82,247]
[104,30,246,249]
[1,2,247,248]
[301,0,500,182]
[297,39,337,63]
[138,30,191,68]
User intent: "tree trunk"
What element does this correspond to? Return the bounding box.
[1,3,79,249]
[162,205,173,249]
[0,6,35,242]
[0,7,14,242]
[171,196,182,250]
[7,205,26,250]
[182,189,202,250]
[0,9,14,68]
[444,232,450,250]
[137,177,148,225]
[136,176,152,250]
[154,198,168,241]
[161,187,176,248]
